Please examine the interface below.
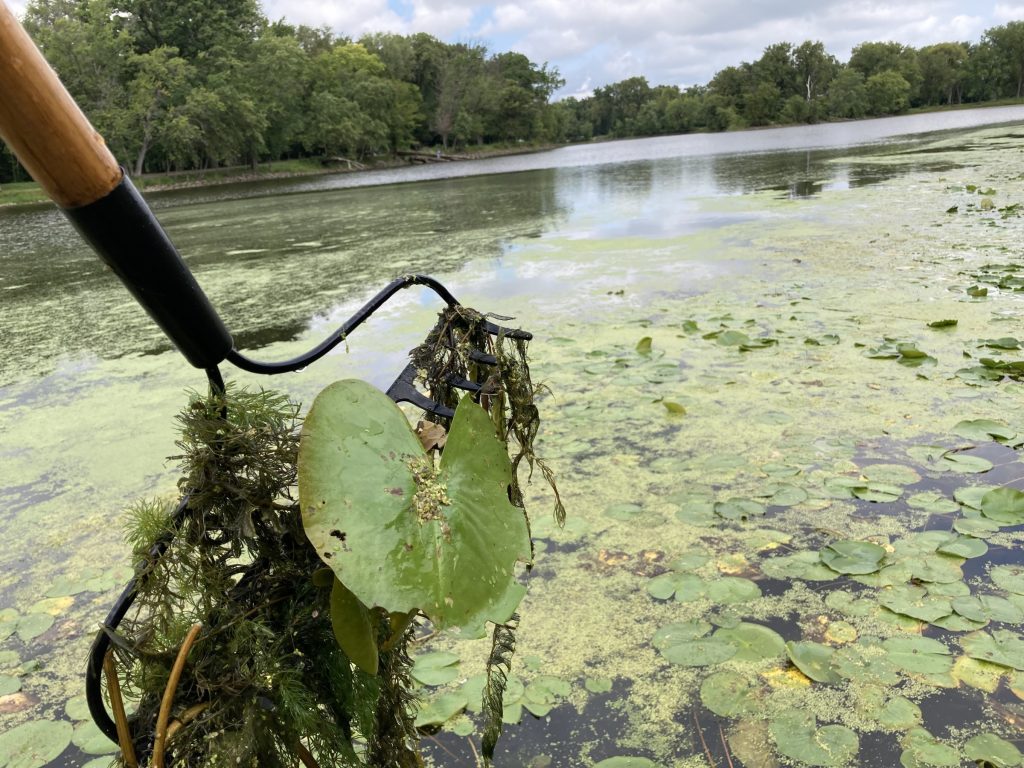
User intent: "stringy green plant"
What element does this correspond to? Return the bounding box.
[113,305,556,765]
[117,386,413,767]
[411,306,563,760]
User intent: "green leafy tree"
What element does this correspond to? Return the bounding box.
[918,43,968,104]
[794,40,838,103]
[826,67,869,118]
[984,21,1024,97]
[124,46,192,174]
[849,41,922,103]
[865,70,911,114]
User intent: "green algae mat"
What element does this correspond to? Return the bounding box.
[6,123,1024,766]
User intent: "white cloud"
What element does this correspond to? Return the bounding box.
[244,0,1013,94]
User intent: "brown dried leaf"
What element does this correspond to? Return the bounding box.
[416,420,448,451]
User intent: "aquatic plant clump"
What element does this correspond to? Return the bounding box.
[114,385,417,767]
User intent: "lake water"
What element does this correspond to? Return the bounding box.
[3,106,1024,766]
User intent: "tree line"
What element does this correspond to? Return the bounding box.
[560,29,1024,140]
[2,1,1023,184]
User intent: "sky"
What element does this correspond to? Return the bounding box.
[10,0,1023,97]
[255,0,1022,98]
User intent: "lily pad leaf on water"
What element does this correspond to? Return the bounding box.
[900,728,961,767]
[882,636,953,675]
[953,517,1001,538]
[907,492,960,514]
[820,540,887,575]
[714,498,766,521]
[936,535,988,559]
[927,319,958,328]
[651,620,713,651]
[636,336,653,355]
[786,641,840,683]
[660,638,737,667]
[993,566,1024,595]
[832,641,901,686]
[700,670,760,717]
[646,572,705,602]
[952,419,1018,443]
[414,691,469,727]
[0,720,73,768]
[953,595,1024,624]
[593,759,661,768]
[762,550,838,582]
[713,623,786,662]
[879,585,953,624]
[963,733,1023,767]
[299,380,530,630]
[980,488,1024,524]
[962,630,1024,670]
[707,577,762,605]
[411,651,461,686]
[770,711,859,767]
[852,482,903,503]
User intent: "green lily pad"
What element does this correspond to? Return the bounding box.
[714,498,766,520]
[414,691,469,727]
[64,695,90,722]
[907,554,964,585]
[71,720,116,755]
[412,651,461,687]
[0,675,20,696]
[953,517,1001,537]
[786,641,840,683]
[955,485,1000,510]
[853,482,903,503]
[636,336,653,355]
[706,577,761,604]
[646,572,705,602]
[713,623,786,662]
[963,733,1023,767]
[668,551,711,571]
[651,621,712,650]
[992,565,1024,595]
[952,419,1018,443]
[14,614,53,644]
[605,503,643,521]
[584,677,613,693]
[877,696,923,730]
[761,484,808,507]
[952,595,1024,624]
[962,630,1024,669]
[882,636,952,674]
[771,711,859,767]
[700,670,759,717]
[593,759,660,768]
[299,381,530,630]
[832,641,901,685]
[980,487,1024,524]
[660,639,737,667]
[900,728,960,767]
[0,720,73,768]
[879,585,952,623]
[906,492,960,514]
[523,675,571,717]
[821,540,887,575]
[763,551,838,581]
[936,535,988,558]
[938,452,995,474]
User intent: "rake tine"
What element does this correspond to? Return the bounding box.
[447,374,482,393]
[386,364,456,420]
[480,319,532,341]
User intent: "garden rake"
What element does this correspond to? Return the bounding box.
[0,2,531,750]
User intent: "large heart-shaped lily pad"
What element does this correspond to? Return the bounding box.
[299,380,531,630]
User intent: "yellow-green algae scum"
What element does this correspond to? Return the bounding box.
[4,124,1024,766]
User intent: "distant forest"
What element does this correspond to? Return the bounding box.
[3,0,1024,183]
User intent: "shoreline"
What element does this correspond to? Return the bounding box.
[0,144,559,208]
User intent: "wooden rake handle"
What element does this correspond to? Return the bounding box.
[0,1,121,207]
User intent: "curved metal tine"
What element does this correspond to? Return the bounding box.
[87,494,192,743]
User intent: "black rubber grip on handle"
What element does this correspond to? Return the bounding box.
[64,174,233,369]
